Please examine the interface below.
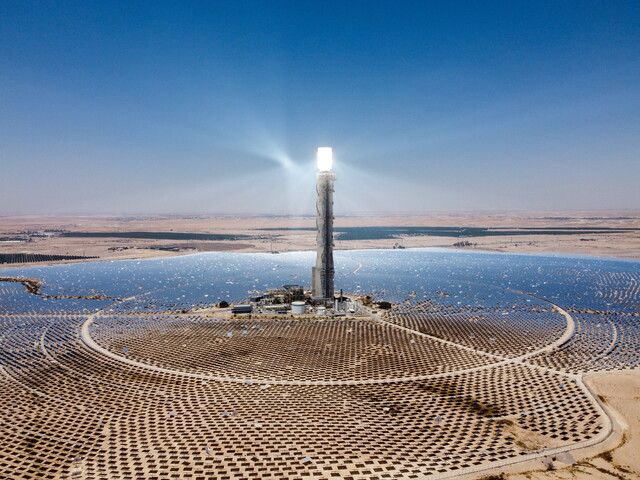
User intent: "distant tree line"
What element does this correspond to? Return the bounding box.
[453,241,477,248]
[0,253,98,264]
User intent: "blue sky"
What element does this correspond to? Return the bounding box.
[1,1,639,214]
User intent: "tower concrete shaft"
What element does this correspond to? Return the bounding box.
[312,170,336,302]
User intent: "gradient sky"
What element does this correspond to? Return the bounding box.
[1,1,639,215]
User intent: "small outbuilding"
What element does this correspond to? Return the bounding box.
[232,304,252,314]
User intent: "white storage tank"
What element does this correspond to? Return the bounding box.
[291,301,306,315]
[317,306,326,315]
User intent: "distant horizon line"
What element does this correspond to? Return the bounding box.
[1,209,640,219]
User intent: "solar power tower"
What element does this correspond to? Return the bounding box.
[311,147,336,303]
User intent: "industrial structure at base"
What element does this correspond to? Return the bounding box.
[230,284,361,316]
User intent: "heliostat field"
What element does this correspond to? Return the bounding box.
[0,249,639,479]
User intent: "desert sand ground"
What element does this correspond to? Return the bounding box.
[1,210,639,269]
[478,372,640,480]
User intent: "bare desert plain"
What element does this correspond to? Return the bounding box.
[1,210,639,268]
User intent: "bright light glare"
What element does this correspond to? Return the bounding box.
[317,147,333,171]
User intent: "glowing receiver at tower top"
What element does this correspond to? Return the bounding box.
[317,147,333,172]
